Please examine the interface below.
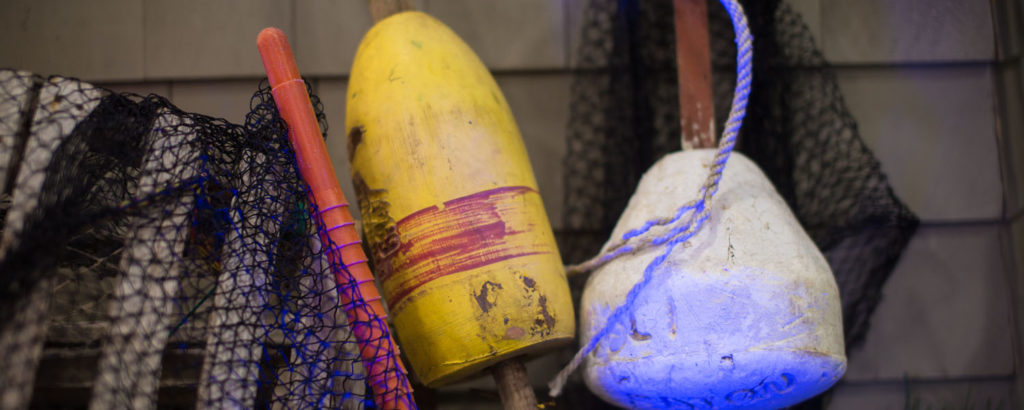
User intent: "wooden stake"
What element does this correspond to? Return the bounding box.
[369,0,414,22]
[491,359,537,410]
[674,0,716,149]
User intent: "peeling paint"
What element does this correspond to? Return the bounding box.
[347,126,364,162]
[473,281,502,313]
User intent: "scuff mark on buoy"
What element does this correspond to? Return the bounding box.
[629,314,652,341]
[668,296,677,337]
[532,295,556,336]
[473,281,502,313]
[347,126,364,161]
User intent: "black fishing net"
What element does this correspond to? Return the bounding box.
[0,70,407,409]
[559,0,918,407]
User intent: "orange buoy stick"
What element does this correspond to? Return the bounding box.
[257,27,414,410]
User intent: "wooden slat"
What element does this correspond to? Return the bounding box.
[196,150,281,409]
[89,111,198,410]
[0,76,104,410]
[271,234,367,410]
[0,70,37,196]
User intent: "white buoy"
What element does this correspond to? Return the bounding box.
[579,149,845,409]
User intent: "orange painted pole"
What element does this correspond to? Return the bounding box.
[257,27,414,410]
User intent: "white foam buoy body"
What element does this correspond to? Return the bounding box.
[580,149,846,409]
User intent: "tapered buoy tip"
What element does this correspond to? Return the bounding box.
[256,27,299,88]
[257,27,286,47]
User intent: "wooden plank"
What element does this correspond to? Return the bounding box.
[0,70,37,196]
[0,76,104,410]
[196,150,281,409]
[89,111,198,410]
[271,234,367,410]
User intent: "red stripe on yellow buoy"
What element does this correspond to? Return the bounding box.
[375,186,554,311]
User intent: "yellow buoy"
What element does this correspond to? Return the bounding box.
[346,11,574,388]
